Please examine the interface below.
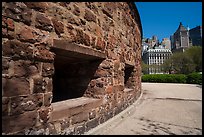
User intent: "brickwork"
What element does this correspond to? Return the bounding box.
[2,2,142,135]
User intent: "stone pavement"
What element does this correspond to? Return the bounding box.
[84,82,202,135]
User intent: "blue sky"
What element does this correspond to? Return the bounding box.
[135,2,202,42]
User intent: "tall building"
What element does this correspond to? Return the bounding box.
[171,22,192,52]
[142,49,172,74]
[189,26,202,46]
[161,38,171,50]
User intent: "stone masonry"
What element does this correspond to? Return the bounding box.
[2,2,142,135]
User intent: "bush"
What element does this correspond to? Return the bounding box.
[142,74,187,83]
[186,72,202,85]
[142,73,202,85]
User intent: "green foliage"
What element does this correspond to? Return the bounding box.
[142,73,202,85]
[142,74,187,83]
[162,46,202,74]
[186,72,202,85]
[185,46,202,72]
[141,61,149,74]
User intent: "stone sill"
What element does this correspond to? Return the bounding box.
[124,88,134,92]
[50,97,102,122]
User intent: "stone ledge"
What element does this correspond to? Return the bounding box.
[124,88,133,92]
[50,97,102,122]
[51,39,106,60]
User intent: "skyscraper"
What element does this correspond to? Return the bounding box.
[189,26,202,46]
[171,22,192,52]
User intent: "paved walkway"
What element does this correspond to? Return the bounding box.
[85,83,202,135]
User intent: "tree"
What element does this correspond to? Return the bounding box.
[185,46,202,72]
[162,52,196,74]
[141,61,149,74]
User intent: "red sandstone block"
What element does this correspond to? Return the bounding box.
[3,77,30,97]
[84,9,97,23]
[33,43,55,62]
[51,17,64,35]
[4,3,32,26]
[73,4,80,16]
[17,26,36,43]
[24,2,48,12]
[71,112,89,125]
[5,18,15,31]
[2,40,33,59]
[42,63,54,77]
[44,92,53,107]
[38,106,52,124]
[9,94,43,115]
[91,36,96,48]
[96,37,105,51]
[75,29,91,46]
[13,60,40,77]
[2,97,9,116]
[67,13,81,26]
[35,12,53,31]
[2,110,37,134]
[32,76,46,94]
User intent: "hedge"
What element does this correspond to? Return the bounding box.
[186,72,202,85]
[142,73,202,85]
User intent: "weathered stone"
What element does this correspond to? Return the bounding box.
[59,2,70,8]
[96,37,105,51]
[38,106,52,124]
[85,2,99,15]
[52,18,64,35]
[33,43,55,62]
[106,86,113,94]
[2,110,37,134]
[94,69,109,78]
[4,3,32,25]
[84,9,97,23]
[67,13,80,26]
[71,112,89,125]
[85,118,99,132]
[73,5,80,16]
[2,97,9,116]
[17,26,36,43]
[13,60,40,77]
[3,77,30,97]
[74,124,85,135]
[42,63,54,77]
[2,40,33,59]
[24,2,48,12]
[102,2,116,19]
[5,18,15,30]
[91,36,96,47]
[44,92,53,107]
[2,28,8,38]
[9,94,43,115]
[32,76,46,93]
[60,119,70,131]
[88,110,96,120]
[21,8,32,25]
[75,29,90,46]
[35,12,53,31]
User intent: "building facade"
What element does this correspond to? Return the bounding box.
[171,22,192,53]
[161,38,171,50]
[189,25,202,46]
[142,49,172,74]
[2,2,142,135]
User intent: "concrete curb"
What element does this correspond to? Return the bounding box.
[84,89,144,135]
